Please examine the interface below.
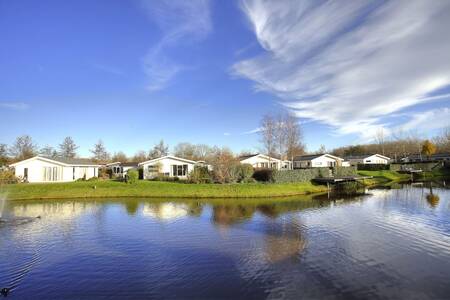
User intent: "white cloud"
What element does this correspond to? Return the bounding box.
[140,0,212,91]
[0,102,29,110]
[396,107,450,134]
[233,0,450,140]
[223,132,231,136]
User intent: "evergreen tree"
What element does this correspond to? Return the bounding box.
[59,136,78,158]
[90,140,110,162]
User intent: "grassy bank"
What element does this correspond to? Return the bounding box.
[1,180,329,200]
[357,170,411,184]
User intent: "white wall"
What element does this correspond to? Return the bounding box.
[348,155,389,165]
[240,155,282,170]
[363,155,389,164]
[142,157,195,179]
[294,155,342,168]
[13,158,98,183]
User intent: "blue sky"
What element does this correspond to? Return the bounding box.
[1,0,450,157]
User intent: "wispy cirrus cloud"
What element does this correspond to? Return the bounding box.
[0,102,29,110]
[140,0,212,91]
[233,0,450,141]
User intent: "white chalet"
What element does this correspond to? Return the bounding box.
[345,154,390,165]
[293,154,344,169]
[139,155,198,179]
[239,154,292,170]
[10,156,101,183]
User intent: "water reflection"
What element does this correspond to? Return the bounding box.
[1,185,450,299]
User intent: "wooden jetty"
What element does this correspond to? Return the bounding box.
[313,176,373,184]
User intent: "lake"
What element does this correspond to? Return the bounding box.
[1,183,450,299]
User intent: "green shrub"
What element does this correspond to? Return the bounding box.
[333,166,357,176]
[151,175,180,182]
[317,168,330,178]
[237,164,254,182]
[126,169,138,184]
[0,170,19,184]
[241,177,257,184]
[87,177,99,182]
[272,168,328,183]
[188,166,213,184]
[252,169,273,182]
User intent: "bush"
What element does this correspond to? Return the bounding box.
[188,166,213,184]
[272,168,330,183]
[98,167,111,179]
[241,177,257,184]
[126,169,138,184]
[252,169,273,182]
[333,166,357,176]
[237,164,254,183]
[151,175,180,182]
[87,177,99,182]
[0,170,19,184]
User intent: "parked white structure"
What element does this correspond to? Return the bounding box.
[139,155,197,179]
[293,154,344,169]
[345,154,390,165]
[106,162,139,178]
[10,156,101,183]
[239,154,292,170]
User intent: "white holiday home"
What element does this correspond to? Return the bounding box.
[345,154,390,165]
[106,161,139,178]
[10,156,101,183]
[293,154,344,169]
[239,154,292,170]
[139,155,197,179]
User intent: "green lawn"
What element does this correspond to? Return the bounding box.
[357,170,411,183]
[1,180,329,200]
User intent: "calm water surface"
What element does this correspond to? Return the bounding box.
[1,184,450,299]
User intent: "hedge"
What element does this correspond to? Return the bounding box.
[333,166,357,177]
[271,166,357,183]
[357,164,390,171]
[272,168,330,183]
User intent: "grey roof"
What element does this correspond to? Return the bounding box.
[344,154,390,160]
[121,162,139,167]
[239,154,259,160]
[41,156,100,166]
[294,153,325,161]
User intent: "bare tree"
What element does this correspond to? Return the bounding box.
[283,114,304,160]
[90,139,110,163]
[259,114,276,160]
[9,135,37,161]
[111,151,128,162]
[148,139,169,159]
[40,145,58,158]
[132,150,147,162]
[59,136,78,158]
[375,127,386,155]
[0,143,9,166]
[174,142,196,160]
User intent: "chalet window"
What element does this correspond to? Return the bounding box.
[172,164,188,176]
[43,167,59,181]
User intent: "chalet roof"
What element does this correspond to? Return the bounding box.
[294,153,343,161]
[344,154,390,160]
[42,156,100,165]
[294,153,324,161]
[10,155,101,167]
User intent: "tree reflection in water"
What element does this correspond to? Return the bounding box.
[426,184,440,208]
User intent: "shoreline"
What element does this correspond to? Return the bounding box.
[2,171,446,201]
